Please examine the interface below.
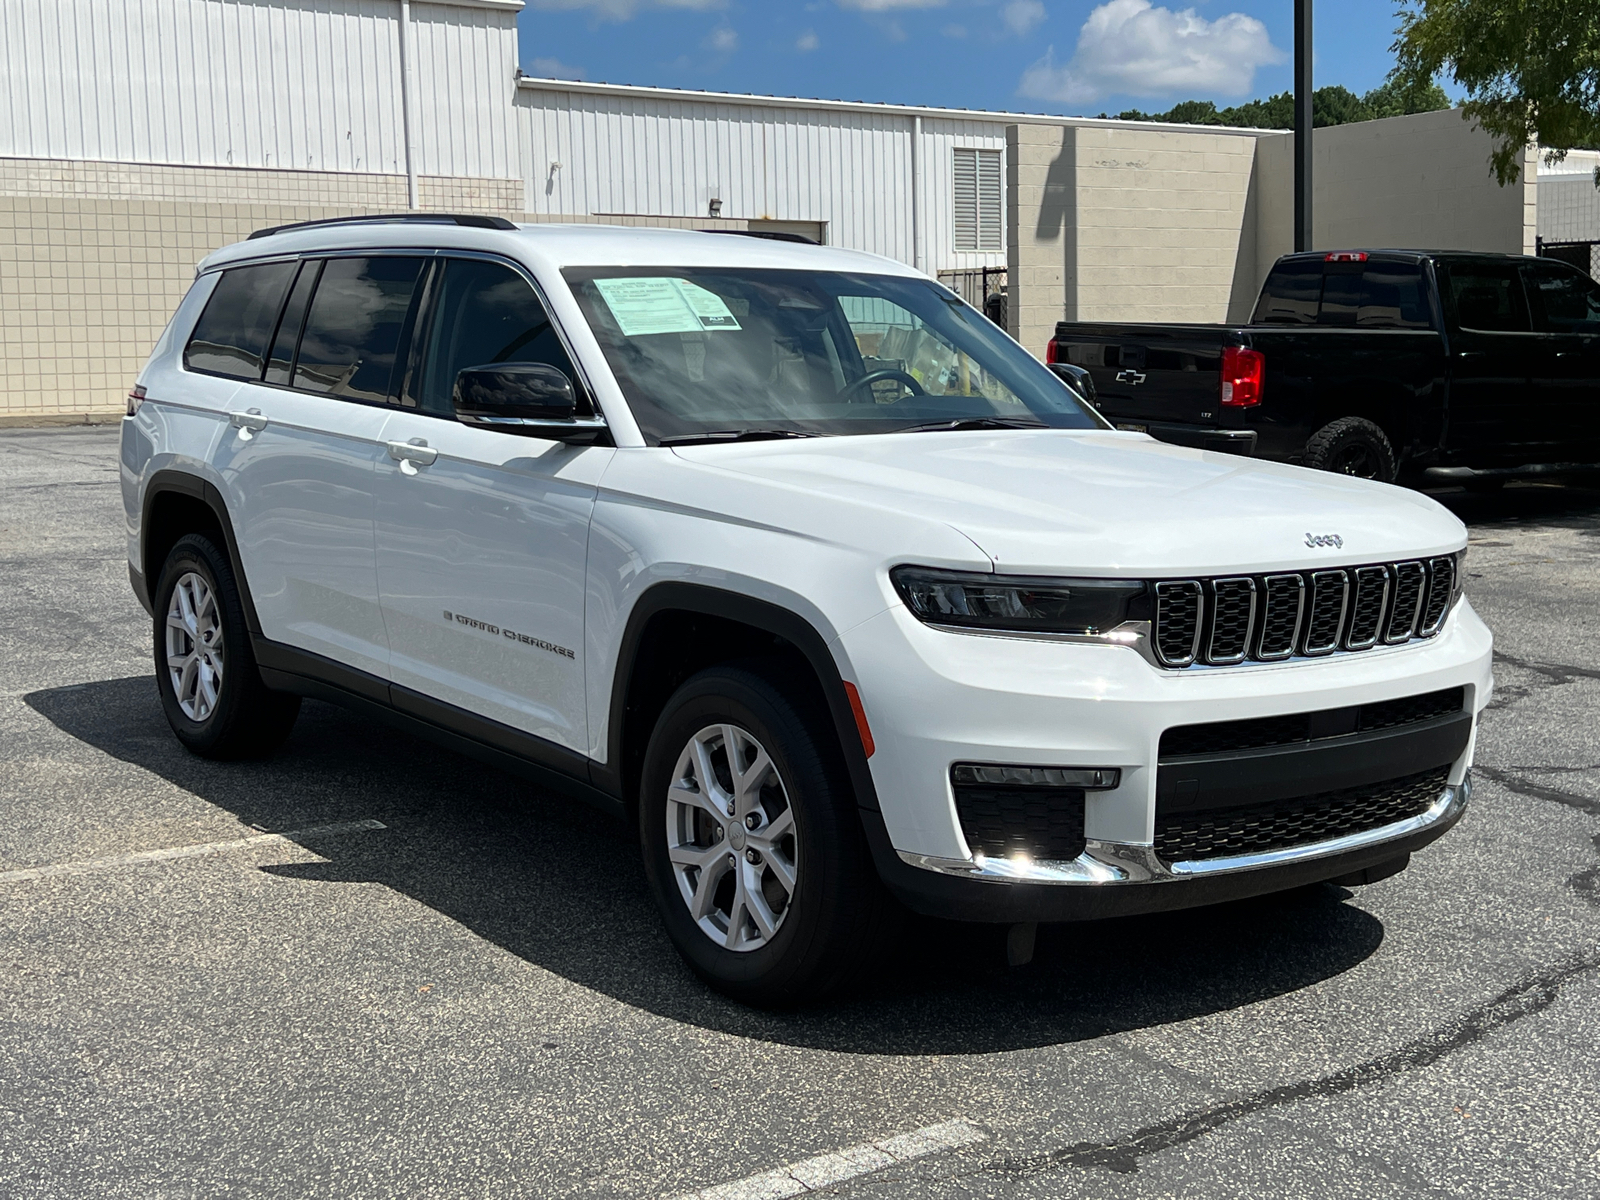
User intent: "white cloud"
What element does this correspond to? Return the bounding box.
[1001,0,1046,36]
[526,56,586,80]
[527,0,724,20]
[835,0,944,10]
[795,30,820,51]
[1016,0,1284,105]
[942,23,968,38]
[705,25,738,52]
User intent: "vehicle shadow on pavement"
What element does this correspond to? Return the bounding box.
[1428,480,1600,528]
[28,676,1385,1055]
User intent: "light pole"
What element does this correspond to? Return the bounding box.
[1294,0,1313,251]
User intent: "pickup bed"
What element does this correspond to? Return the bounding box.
[1048,250,1600,484]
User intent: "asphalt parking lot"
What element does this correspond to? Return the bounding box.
[3,424,1597,1199]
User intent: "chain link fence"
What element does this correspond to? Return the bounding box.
[937,267,1007,328]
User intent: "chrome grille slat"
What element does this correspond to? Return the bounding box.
[1343,565,1390,650]
[1255,574,1305,661]
[1301,570,1349,656]
[1204,577,1256,665]
[1153,581,1204,667]
[1147,553,1461,670]
[1419,556,1455,635]
[1385,561,1427,644]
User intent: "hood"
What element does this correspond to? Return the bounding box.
[671,430,1466,576]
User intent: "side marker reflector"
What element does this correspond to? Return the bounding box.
[843,681,875,758]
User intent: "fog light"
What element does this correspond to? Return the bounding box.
[951,763,1121,790]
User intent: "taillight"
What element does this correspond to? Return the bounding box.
[1325,251,1368,262]
[126,385,147,417]
[1045,338,1059,364]
[1220,346,1263,408]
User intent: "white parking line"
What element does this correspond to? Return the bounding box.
[0,819,387,883]
[670,1119,986,1200]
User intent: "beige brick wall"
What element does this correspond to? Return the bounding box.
[1006,124,1074,358]
[0,158,522,422]
[1071,126,1257,324]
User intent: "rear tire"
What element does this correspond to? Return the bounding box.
[152,533,300,759]
[638,664,888,1005]
[1304,417,1398,483]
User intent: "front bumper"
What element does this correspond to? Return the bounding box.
[838,595,1492,921]
[862,777,1468,922]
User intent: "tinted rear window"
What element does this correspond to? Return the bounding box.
[184,262,298,380]
[1319,263,1432,329]
[293,257,426,402]
[1525,261,1600,332]
[1252,261,1322,324]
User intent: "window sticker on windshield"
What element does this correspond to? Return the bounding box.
[593,277,742,335]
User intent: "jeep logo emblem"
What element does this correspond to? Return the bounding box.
[1305,532,1344,549]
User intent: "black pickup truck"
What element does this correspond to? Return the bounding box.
[1048,250,1600,485]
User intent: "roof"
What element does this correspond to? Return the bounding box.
[515,75,1280,139]
[201,219,923,278]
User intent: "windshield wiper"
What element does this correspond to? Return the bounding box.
[891,417,1049,434]
[660,429,822,446]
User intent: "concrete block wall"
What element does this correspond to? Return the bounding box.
[0,158,524,423]
[1005,124,1072,359]
[1538,172,1600,243]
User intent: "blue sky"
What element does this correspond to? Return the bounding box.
[517,0,1423,116]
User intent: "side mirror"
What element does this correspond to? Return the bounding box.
[452,363,607,442]
[1049,362,1097,407]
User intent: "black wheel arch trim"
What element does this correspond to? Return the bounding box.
[141,469,264,637]
[601,581,882,816]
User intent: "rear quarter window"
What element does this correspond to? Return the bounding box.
[183,261,298,380]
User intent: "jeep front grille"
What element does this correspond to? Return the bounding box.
[1150,556,1460,668]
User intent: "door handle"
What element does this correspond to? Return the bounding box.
[386,438,438,475]
[229,408,267,440]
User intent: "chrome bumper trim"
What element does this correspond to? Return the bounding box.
[898,772,1470,886]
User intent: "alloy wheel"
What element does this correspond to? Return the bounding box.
[665,723,798,951]
[1333,443,1380,478]
[165,570,224,721]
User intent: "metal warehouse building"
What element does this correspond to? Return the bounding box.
[0,0,1569,423]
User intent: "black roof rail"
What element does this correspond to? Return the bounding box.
[700,228,819,245]
[248,213,518,240]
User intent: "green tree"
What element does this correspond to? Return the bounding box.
[1394,0,1600,184]
[1312,85,1370,126]
[1361,77,1451,119]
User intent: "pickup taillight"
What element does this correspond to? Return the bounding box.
[1045,338,1060,364]
[1220,346,1263,408]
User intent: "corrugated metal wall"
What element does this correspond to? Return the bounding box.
[518,89,1007,271]
[0,0,518,179]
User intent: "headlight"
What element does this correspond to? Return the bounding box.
[891,566,1149,635]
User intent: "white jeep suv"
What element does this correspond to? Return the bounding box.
[122,215,1492,1002]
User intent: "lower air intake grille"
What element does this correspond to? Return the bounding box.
[1148,553,1460,668]
[1153,767,1448,863]
[954,786,1087,862]
[1158,687,1466,756]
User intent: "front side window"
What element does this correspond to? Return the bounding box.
[562,267,1101,443]
[184,261,298,380]
[293,256,426,402]
[1444,262,1531,333]
[1525,260,1600,332]
[410,259,580,414]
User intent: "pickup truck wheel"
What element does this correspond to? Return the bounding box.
[1304,417,1397,482]
[638,664,886,1005]
[152,534,301,759]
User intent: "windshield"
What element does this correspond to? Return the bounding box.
[561,267,1104,444]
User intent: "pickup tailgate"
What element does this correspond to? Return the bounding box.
[1051,322,1235,430]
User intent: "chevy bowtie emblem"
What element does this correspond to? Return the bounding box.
[1305,532,1344,549]
[1114,369,1147,385]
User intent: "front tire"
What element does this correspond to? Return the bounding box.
[1304,416,1398,483]
[152,533,300,759]
[638,665,887,1005]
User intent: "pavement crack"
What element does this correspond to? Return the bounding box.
[1492,650,1600,685]
[1474,766,1600,817]
[986,952,1600,1177]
